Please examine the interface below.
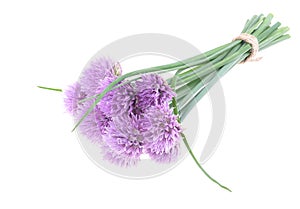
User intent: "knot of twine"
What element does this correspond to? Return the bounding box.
[233,33,262,63]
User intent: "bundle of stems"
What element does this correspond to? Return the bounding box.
[75,14,289,132]
[172,14,289,120]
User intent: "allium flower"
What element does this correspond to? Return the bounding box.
[136,74,175,110]
[109,83,136,116]
[64,82,86,116]
[143,106,182,163]
[95,76,118,114]
[75,100,111,143]
[79,57,117,96]
[148,143,180,163]
[101,143,139,167]
[64,68,182,164]
[102,114,148,166]
[76,76,118,143]
[64,57,120,143]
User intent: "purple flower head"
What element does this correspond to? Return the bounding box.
[130,113,152,132]
[75,100,111,143]
[64,82,86,116]
[64,62,184,165]
[136,74,176,110]
[143,106,182,163]
[67,57,121,142]
[109,83,136,117]
[101,143,139,167]
[102,114,151,167]
[79,57,118,96]
[148,143,180,163]
[95,76,117,114]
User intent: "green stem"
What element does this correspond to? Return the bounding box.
[181,53,246,119]
[37,86,62,92]
[177,72,215,109]
[181,133,232,192]
[171,96,231,192]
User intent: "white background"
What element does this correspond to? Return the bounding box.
[1,0,299,208]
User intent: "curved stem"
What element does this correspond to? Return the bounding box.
[170,96,231,192]
[181,133,232,192]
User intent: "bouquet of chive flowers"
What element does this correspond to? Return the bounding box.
[39,14,289,191]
